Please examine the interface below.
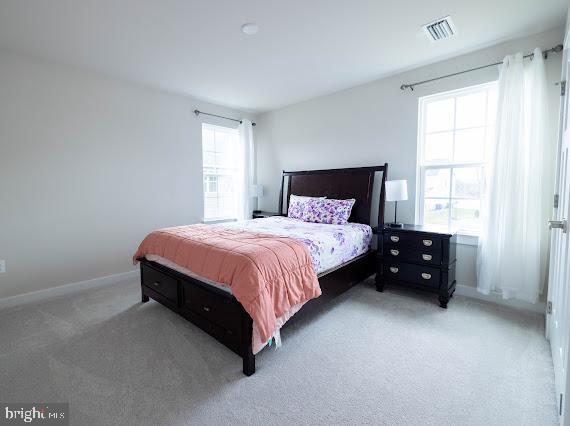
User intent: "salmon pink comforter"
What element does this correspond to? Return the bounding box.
[133,224,321,346]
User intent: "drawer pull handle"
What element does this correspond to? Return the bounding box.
[390,235,400,242]
[389,267,399,274]
[390,249,399,256]
[203,306,211,312]
[153,281,160,287]
[422,239,433,247]
[421,273,432,280]
[422,254,432,261]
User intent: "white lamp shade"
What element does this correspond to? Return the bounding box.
[250,184,264,198]
[385,180,408,202]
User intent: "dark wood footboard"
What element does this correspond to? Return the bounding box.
[139,259,255,375]
[139,250,375,376]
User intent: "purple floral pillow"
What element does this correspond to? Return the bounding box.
[304,198,356,225]
[287,195,326,220]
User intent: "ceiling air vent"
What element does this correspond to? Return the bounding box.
[423,16,456,42]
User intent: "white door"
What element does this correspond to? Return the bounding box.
[547,33,570,426]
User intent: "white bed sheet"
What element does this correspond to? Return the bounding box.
[220,216,373,274]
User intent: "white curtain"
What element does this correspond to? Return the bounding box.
[477,48,555,303]
[237,119,254,221]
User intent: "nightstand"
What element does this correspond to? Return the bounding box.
[376,225,457,308]
[252,211,282,219]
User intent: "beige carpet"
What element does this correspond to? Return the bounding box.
[0,277,557,425]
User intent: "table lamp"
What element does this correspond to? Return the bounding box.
[385,180,408,228]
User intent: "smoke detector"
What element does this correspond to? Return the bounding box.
[241,23,259,35]
[423,16,456,42]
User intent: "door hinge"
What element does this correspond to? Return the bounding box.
[561,81,566,97]
[560,393,563,416]
[554,194,559,208]
[547,301,553,314]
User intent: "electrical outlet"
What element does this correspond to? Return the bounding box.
[0,260,5,273]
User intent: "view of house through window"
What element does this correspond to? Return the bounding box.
[202,123,240,221]
[417,82,498,234]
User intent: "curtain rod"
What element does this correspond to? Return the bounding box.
[193,109,256,126]
[400,44,563,91]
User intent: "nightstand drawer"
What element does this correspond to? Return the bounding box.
[384,232,442,252]
[384,245,442,265]
[382,262,440,289]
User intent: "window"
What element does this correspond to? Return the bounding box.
[417,82,497,235]
[202,123,240,221]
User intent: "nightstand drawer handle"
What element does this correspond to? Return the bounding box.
[390,249,399,256]
[422,254,432,261]
[422,239,433,247]
[390,235,400,242]
[153,281,160,287]
[421,273,432,280]
[389,267,399,274]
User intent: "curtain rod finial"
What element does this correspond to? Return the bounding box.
[193,109,200,116]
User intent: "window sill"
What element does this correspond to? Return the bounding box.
[457,233,479,246]
[202,218,237,224]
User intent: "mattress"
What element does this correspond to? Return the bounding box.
[220,216,373,275]
[147,216,373,279]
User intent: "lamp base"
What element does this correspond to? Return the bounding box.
[388,222,404,228]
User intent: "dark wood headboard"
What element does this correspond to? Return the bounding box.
[277,165,388,226]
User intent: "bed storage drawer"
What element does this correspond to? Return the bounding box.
[182,282,243,338]
[141,263,178,303]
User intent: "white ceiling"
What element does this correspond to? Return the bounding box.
[0,0,566,112]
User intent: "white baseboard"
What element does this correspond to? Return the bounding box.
[0,269,140,310]
[455,284,546,314]
[0,270,545,315]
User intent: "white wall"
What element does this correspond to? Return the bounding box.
[567,4,570,34]
[0,49,252,300]
[256,27,564,290]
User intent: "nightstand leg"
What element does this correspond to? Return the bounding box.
[438,294,449,309]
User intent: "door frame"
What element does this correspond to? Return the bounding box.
[546,28,570,426]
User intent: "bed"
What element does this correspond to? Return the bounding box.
[135,165,388,375]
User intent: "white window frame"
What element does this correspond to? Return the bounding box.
[201,123,240,223]
[415,82,497,241]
